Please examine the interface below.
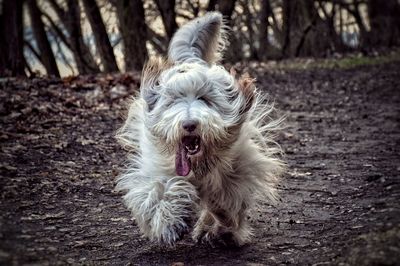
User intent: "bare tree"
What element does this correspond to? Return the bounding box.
[367,0,400,47]
[82,0,119,73]
[27,0,60,77]
[0,0,26,76]
[5,0,399,78]
[208,0,239,61]
[206,0,218,11]
[316,1,345,53]
[257,0,281,60]
[48,0,100,74]
[154,0,178,40]
[282,0,336,57]
[116,0,148,71]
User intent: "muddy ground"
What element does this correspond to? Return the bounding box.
[0,61,399,265]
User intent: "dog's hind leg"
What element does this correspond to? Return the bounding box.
[122,176,198,245]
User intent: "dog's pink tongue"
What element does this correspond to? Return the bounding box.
[176,145,191,176]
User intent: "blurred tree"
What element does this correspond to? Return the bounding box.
[333,0,368,48]
[282,0,338,57]
[214,0,236,16]
[48,0,100,74]
[257,0,280,60]
[208,0,240,61]
[2,0,399,77]
[154,0,178,40]
[206,0,217,11]
[82,0,119,72]
[0,0,26,76]
[367,0,400,47]
[116,0,148,71]
[26,0,60,77]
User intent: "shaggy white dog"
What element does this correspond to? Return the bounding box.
[116,12,284,246]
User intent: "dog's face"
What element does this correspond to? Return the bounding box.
[139,13,256,176]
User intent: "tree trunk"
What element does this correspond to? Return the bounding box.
[257,0,276,60]
[116,0,148,71]
[48,0,100,75]
[317,1,344,53]
[81,0,119,73]
[26,0,60,77]
[66,0,100,74]
[212,0,239,62]
[154,0,178,41]
[0,0,25,77]
[206,0,218,11]
[282,0,334,57]
[337,1,368,48]
[215,0,236,17]
[367,0,400,47]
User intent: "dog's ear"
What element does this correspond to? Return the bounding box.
[168,12,228,65]
[140,58,168,111]
[238,73,256,114]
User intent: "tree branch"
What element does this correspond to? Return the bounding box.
[49,29,76,75]
[47,0,67,21]
[24,40,42,62]
[41,11,71,50]
[146,26,167,54]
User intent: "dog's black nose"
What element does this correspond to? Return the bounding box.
[182,120,198,132]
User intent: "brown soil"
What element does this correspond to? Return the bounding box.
[1,62,399,265]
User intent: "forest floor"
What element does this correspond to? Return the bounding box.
[1,58,399,265]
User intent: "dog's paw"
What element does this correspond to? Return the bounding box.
[193,230,247,247]
[149,177,198,245]
[150,205,194,245]
[153,220,189,245]
[192,228,232,247]
[192,224,250,247]
[192,223,219,245]
[193,229,216,245]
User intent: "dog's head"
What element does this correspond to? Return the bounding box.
[140,12,256,176]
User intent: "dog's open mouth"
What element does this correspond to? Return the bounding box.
[183,135,200,155]
[175,136,201,176]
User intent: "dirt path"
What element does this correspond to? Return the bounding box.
[1,62,399,265]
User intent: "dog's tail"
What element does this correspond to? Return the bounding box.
[168,12,228,65]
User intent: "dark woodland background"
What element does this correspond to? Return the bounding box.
[1,0,400,77]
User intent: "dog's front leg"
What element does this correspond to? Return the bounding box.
[192,207,252,246]
[123,176,197,245]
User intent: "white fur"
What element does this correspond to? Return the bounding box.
[116,12,285,246]
[168,11,228,64]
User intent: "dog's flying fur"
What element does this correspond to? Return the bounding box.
[116,12,284,246]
